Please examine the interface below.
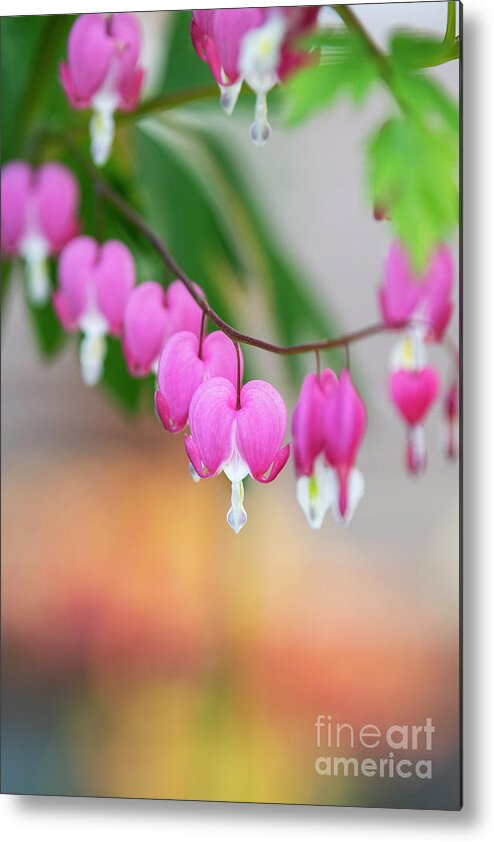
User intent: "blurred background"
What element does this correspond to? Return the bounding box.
[1,4,459,808]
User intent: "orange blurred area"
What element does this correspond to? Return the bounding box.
[2,436,459,805]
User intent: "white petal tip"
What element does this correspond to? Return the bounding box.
[296,470,333,531]
[189,461,201,484]
[219,79,242,115]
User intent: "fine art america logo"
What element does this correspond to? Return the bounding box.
[314,715,435,780]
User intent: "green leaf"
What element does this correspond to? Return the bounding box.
[393,71,459,133]
[1,15,75,162]
[156,10,214,96]
[23,281,67,359]
[197,132,343,379]
[368,116,458,270]
[285,31,379,125]
[100,336,142,415]
[132,123,244,327]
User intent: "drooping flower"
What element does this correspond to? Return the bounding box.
[379,241,454,342]
[292,369,338,528]
[185,377,290,533]
[60,13,144,166]
[122,280,204,377]
[190,7,318,145]
[324,369,367,524]
[388,334,440,475]
[1,160,79,305]
[155,330,242,433]
[54,236,135,385]
[443,382,459,461]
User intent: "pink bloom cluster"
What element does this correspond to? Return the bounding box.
[0,11,459,537]
[1,161,79,305]
[153,326,289,533]
[292,368,366,528]
[380,240,457,475]
[191,7,319,144]
[60,13,144,166]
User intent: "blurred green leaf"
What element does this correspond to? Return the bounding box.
[393,71,459,133]
[132,124,245,324]
[132,118,341,384]
[22,273,67,359]
[157,10,214,95]
[1,15,75,162]
[100,336,142,414]
[368,116,458,270]
[1,260,13,316]
[197,132,343,378]
[285,31,379,125]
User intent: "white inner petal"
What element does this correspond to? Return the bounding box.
[221,425,249,534]
[79,303,109,387]
[239,14,286,90]
[90,61,119,167]
[238,14,287,147]
[227,479,248,534]
[20,232,50,306]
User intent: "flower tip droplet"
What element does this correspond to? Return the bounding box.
[250,118,271,147]
[250,91,271,146]
[227,480,247,534]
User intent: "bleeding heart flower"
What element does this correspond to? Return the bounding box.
[185,377,290,533]
[292,369,338,529]
[324,369,367,524]
[155,330,242,433]
[123,280,204,377]
[379,241,454,342]
[54,235,135,385]
[389,366,440,475]
[60,13,144,166]
[1,160,79,305]
[191,7,318,145]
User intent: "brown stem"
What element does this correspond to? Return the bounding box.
[343,342,351,371]
[38,130,453,362]
[315,348,321,378]
[198,310,207,359]
[92,166,404,354]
